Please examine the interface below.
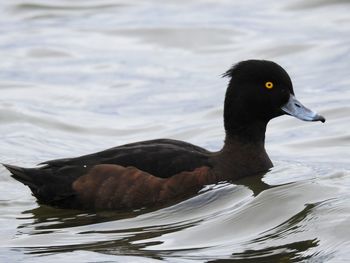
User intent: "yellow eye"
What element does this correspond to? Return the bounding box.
[265,81,274,89]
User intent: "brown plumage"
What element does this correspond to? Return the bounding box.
[3,60,325,211]
[72,164,212,210]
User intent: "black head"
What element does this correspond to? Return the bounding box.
[223,60,325,139]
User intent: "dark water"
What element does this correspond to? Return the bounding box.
[0,0,349,262]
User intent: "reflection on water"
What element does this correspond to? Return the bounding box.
[0,0,349,262]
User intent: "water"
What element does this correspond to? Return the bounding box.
[0,0,349,262]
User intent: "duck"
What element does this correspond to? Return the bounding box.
[3,60,325,211]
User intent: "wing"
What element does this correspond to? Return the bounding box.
[73,164,212,210]
[40,139,213,178]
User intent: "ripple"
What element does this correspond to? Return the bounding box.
[14,2,125,12]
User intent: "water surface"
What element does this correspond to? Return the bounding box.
[0,0,349,262]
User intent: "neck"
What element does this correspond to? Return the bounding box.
[211,121,272,182]
[224,120,267,146]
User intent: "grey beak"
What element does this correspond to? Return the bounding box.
[281,95,325,123]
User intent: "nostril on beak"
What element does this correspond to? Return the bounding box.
[294,103,301,108]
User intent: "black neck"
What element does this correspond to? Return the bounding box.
[212,121,271,182]
[224,120,267,146]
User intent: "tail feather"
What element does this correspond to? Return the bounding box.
[2,163,78,207]
[2,164,39,189]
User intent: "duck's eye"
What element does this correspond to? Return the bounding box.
[265,81,274,89]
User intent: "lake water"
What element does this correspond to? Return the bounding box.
[0,0,349,262]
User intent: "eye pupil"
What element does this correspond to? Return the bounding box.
[265,81,274,89]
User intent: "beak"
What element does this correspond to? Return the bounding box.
[281,95,325,123]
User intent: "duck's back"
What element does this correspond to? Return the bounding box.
[42,139,212,178]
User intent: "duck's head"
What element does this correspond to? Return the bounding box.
[223,60,325,138]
